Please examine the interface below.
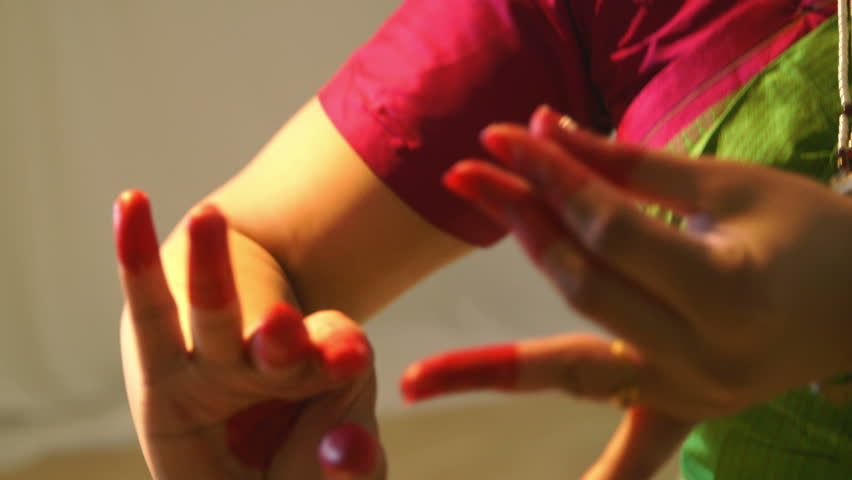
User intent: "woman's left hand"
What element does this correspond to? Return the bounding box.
[401,106,852,479]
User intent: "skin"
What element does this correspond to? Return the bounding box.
[115,190,384,479]
[117,93,852,478]
[401,344,520,402]
[401,105,852,479]
[116,98,470,479]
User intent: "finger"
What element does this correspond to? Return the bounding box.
[445,159,575,265]
[401,334,645,405]
[225,399,305,470]
[529,105,708,212]
[400,342,520,403]
[444,161,690,352]
[250,302,313,376]
[305,310,372,382]
[114,189,185,376]
[583,407,693,480]
[319,423,381,480]
[529,106,758,242]
[454,134,739,330]
[187,204,244,364]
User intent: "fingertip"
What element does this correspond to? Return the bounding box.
[251,302,311,370]
[443,160,489,198]
[399,344,520,403]
[319,423,378,477]
[446,161,568,266]
[187,202,235,309]
[529,104,561,138]
[529,105,577,142]
[187,203,227,235]
[115,188,149,211]
[317,329,371,381]
[443,159,535,227]
[479,123,523,165]
[399,362,429,404]
[226,399,304,470]
[114,189,160,273]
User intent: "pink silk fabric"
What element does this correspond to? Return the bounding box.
[319,0,833,246]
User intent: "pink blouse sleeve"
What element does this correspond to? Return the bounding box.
[318,0,610,246]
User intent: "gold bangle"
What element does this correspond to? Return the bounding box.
[610,339,640,408]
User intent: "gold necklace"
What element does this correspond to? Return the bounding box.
[808,0,852,406]
[831,0,852,193]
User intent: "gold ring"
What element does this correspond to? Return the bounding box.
[610,339,639,408]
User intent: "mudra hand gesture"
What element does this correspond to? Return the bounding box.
[402,106,852,479]
[115,191,384,480]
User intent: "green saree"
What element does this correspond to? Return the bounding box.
[669,17,852,479]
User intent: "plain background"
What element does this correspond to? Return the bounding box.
[1,1,677,478]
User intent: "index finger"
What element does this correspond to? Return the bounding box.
[529,105,708,213]
[114,190,186,377]
[477,125,739,323]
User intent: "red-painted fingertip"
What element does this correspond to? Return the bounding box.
[443,160,535,225]
[399,344,521,403]
[187,203,236,309]
[114,189,160,273]
[400,362,436,404]
[442,160,483,200]
[446,162,568,265]
[252,302,311,370]
[187,203,227,233]
[480,124,520,167]
[318,330,370,381]
[529,105,564,139]
[226,399,303,469]
[319,423,378,476]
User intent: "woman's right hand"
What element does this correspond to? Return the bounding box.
[114,189,385,480]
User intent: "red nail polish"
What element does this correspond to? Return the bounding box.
[529,105,563,139]
[443,160,530,225]
[443,162,484,201]
[114,189,160,273]
[317,330,370,380]
[252,302,311,369]
[225,399,303,469]
[480,127,517,166]
[400,344,520,403]
[319,423,378,475]
[187,204,236,309]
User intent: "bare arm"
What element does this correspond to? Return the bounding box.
[118,96,471,478]
[202,96,474,323]
[155,96,474,347]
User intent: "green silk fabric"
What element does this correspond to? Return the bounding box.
[674,17,852,479]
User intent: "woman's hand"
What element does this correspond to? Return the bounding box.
[114,190,385,480]
[403,106,852,479]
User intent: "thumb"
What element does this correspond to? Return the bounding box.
[582,407,693,480]
[319,423,384,480]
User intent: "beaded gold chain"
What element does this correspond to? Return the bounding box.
[832,0,852,193]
